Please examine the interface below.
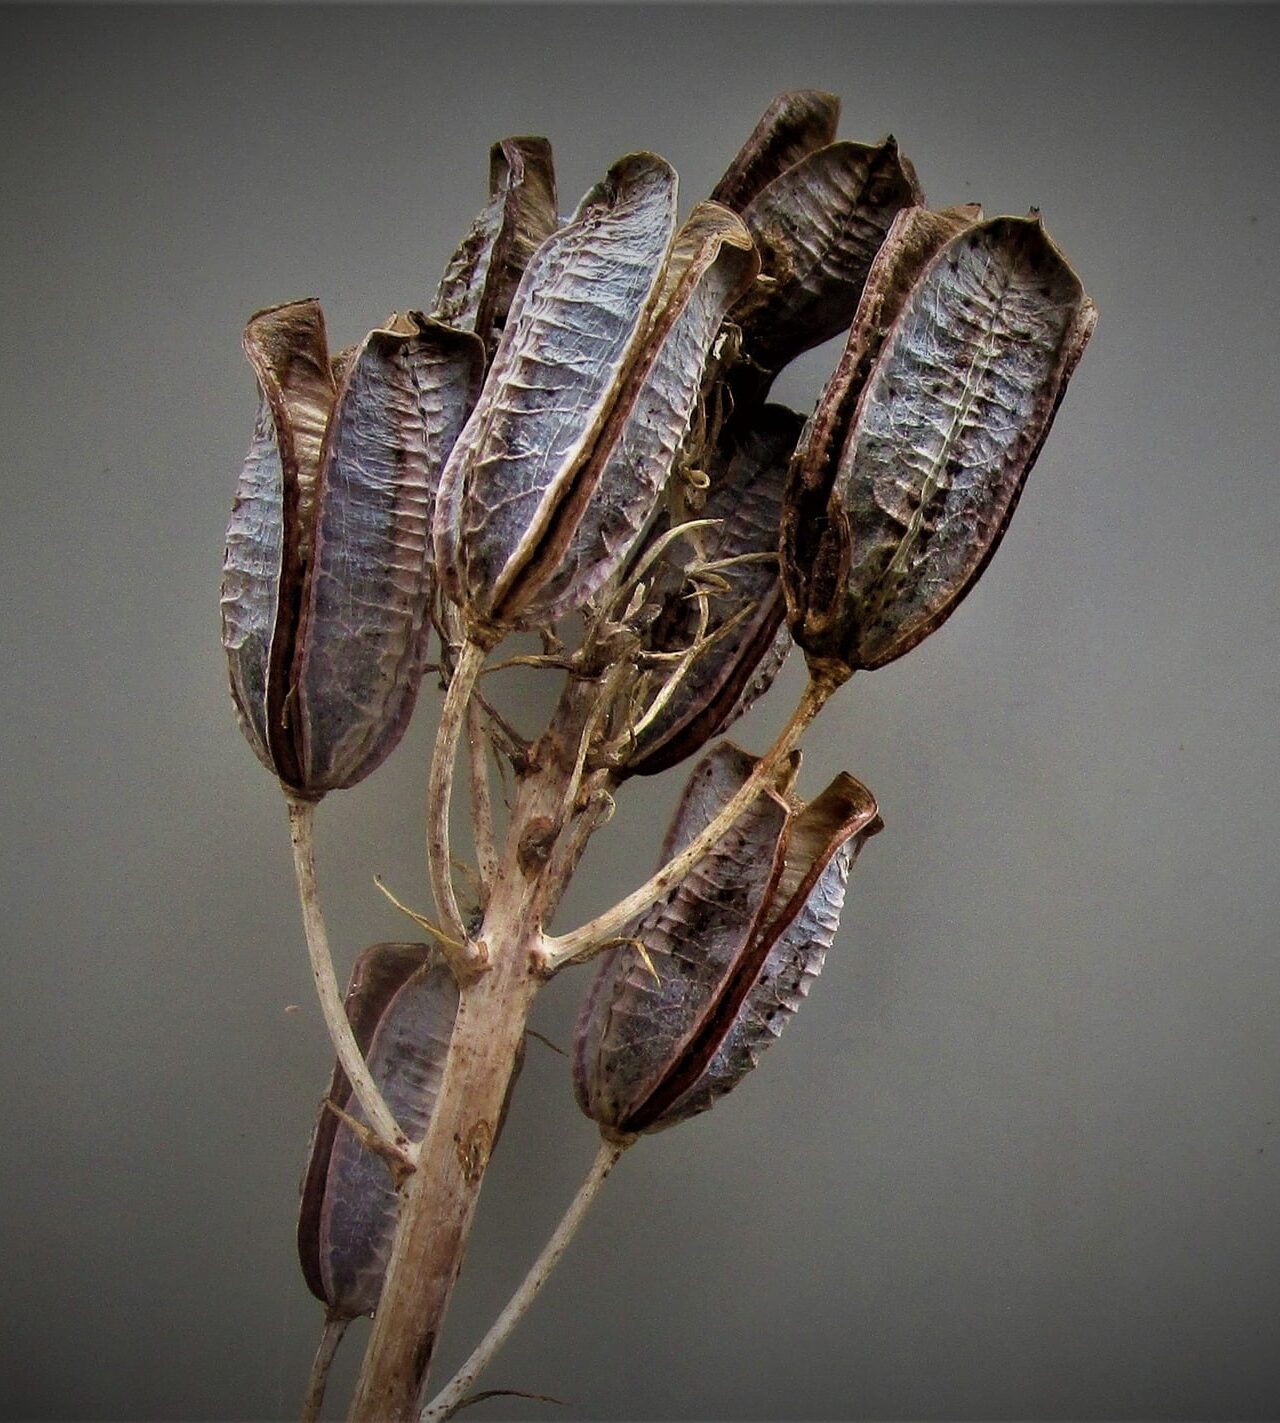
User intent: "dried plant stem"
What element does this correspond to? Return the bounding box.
[427,639,487,954]
[349,948,539,1421]
[544,672,843,968]
[287,799,406,1151]
[421,1137,630,1423]
[350,684,602,1421]
[301,1310,350,1423]
[466,701,499,895]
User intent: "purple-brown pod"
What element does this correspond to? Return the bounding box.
[710,90,841,213]
[221,300,485,798]
[781,208,1098,681]
[574,742,881,1135]
[298,943,459,1317]
[434,161,763,641]
[623,404,803,778]
[432,136,559,362]
[730,137,924,378]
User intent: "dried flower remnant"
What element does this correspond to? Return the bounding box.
[574,743,881,1135]
[220,300,484,799]
[782,208,1098,681]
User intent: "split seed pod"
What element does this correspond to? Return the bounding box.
[709,90,841,212]
[434,156,759,642]
[574,742,881,1135]
[623,405,804,778]
[432,136,559,362]
[782,207,1098,680]
[298,943,459,1318]
[727,136,923,380]
[221,300,485,798]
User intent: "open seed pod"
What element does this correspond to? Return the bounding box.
[298,943,459,1318]
[710,90,841,213]
[432,136,559,363]
[434,154,761,642]
[574,742,881,1135]
[622,404,803,778]
[728,135,923,381]
[221,300,485,799]
[782,207,1098,681]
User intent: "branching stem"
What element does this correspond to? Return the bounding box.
[420,1138,630,1422]
[544,673,843,969]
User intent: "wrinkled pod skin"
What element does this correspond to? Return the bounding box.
[297,943,524,1318]
[433,153,760,644]
[574,742,881,1135]
[782,206,1097,682]
[621,404,805,779]
[220,300,485,798]
[432,135,560,364]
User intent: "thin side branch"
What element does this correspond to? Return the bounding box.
[426,638,489,961]
[421,1138,630,1423]
[287,800,406,1150]
[543,674,842,969]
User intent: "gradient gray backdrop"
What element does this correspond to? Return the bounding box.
[3,4,1278,1419]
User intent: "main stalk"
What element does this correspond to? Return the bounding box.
[348,679,598,1421]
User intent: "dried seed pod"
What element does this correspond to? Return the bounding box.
[435,160,761,639]
[731,137,924,378]
[298,943,459,1318]
[432,136,559,360]
[710,90,841,212]
[516,202,758,624]
[782,210,1097,680]
[623,405,803,778]
[574,743,881,1135]
[221,300,485,797]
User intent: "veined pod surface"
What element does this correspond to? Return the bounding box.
[221,300,485,797]
[574,743,881,1135]
[516,201,759,624]
[782,210,1097,678]
[432,136,559,361]
[623,404,803,778]
[731,137,923,378]
[710,90,841,213]
[433,153,679,642]
[298,943,459,1318]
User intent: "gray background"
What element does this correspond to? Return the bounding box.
[2,3,1277,1419]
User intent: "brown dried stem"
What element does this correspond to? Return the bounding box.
[287,799,406,1151]
[543,671,844,970]
[466,699,499,896]
[426,638,489,965]
[301,1310,350,1423]
[420,1137,630,1422]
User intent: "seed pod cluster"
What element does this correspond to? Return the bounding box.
[221,94,1096,1329]
[433,158,763,644]
[574,743,882,1134]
